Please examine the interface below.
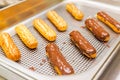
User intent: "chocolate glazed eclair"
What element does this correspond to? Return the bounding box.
[97,11,120,33]
[69,31,97,58]
[46,43,74,75]
[85,18,110,42]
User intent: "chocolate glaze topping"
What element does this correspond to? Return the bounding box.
[70,31,96,55]
[46,43,74,75]
[85,18,110,41]
[97,11,120,29]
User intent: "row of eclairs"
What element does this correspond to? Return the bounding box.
[0,3,120,75]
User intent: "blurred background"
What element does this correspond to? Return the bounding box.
[0,0,22,8]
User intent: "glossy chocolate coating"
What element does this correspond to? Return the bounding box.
[46,43,74,75]
[70,31,96,55]
[97,11,120,29]
[85,18,110,41]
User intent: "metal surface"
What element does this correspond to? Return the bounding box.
[93,42,120,80]
[0,0,120,80]
[98,44,120,80]
[91,0,120,7]
[0,76,6,80]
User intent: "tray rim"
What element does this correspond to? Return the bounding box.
[0,0,120,80]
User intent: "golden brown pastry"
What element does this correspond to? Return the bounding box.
[69,31,96,58]
[46,43,74,75]
[33,18,57,41]
[66,3,84,20]
[0,33,21,61]
[85,18,110,42]
[97,11,120,33]
[47,10,68,31]
[15,24,38,49]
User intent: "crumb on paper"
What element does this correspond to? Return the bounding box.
[39,58,47,66]
[114,34,119,38]
[106,44,110,48]
[70,42,73,45]
[42,59,46,63]
[81,26,86,29]
[40,63,43,66]
[29,66,36,71]
[60,47,64,51]
[63,42,66,44]
[103,43,110,48]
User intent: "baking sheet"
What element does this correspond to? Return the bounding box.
[0,0,120,80]
[91,0,120,7]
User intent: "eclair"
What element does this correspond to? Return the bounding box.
[33,18,57,41]
[15,24,38,49]
[46,43,74,75]
[97,11,120,33]
[85,18,110,42]
[69,31,96,58]
[66,3,84,20]
[47,10,67,31]
[0,33,21,61]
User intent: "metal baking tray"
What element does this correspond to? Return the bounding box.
[0,0,120,80]
[90,0,120,8]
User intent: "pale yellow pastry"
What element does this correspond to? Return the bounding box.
[66,3,84,20]
[33,18,56,41]
[15,24,38,49]
[0,33,21,61]
[47,10,67,31]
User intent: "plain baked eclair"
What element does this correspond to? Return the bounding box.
[0,33,21,61]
